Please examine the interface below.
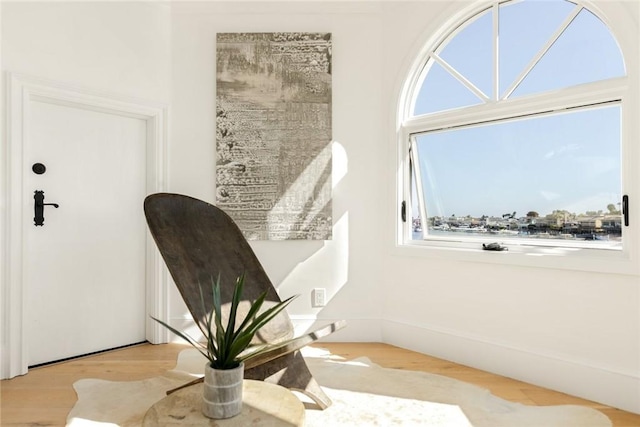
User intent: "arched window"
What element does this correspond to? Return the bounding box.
[399,0,633,266]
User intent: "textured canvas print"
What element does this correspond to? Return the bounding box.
[216,33,332,240]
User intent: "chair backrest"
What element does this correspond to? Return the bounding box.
[144,193,293,343]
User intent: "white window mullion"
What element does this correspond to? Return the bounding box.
[492,2,499,102]
[431,53,490,102]
[502,4,583,100]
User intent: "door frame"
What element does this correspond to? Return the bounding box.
[1,73,170,379]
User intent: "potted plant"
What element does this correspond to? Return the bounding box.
[151,273,297,419]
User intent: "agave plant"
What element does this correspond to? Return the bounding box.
[151,273,297,370]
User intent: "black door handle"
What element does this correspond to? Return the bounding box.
[34,190,59,226]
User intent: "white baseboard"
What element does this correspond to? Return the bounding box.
[382,319,640,415]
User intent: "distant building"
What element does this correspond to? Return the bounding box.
[577,216,602,232]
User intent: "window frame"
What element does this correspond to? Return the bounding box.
[395,0,639,275]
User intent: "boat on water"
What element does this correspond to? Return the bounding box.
[441,225,488,233]
[431,224,450,231]
[489,229,519,235]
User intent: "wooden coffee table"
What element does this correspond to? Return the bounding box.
[142,380,305,426]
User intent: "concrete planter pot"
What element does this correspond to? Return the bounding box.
[202,362,244,419]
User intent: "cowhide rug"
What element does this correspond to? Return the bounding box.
[66,348,611,427]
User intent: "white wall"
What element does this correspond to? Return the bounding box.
[1,1,171,101]
[2,0,638,415]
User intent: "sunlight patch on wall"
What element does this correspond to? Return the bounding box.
[332,141,347,188]
[267,143,332,239]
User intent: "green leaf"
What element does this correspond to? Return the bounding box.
[224,274,244,349]
[212,278,227,361]
[233,291,267,337]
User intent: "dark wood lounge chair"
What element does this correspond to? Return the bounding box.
[143,192,345,409]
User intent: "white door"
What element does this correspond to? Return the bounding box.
[24,100,148,366]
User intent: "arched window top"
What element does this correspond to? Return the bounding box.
[410,0,625,117]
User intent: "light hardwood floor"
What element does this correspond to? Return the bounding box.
[1,342,638,426]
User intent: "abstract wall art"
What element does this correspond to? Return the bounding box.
[216,32,333,240]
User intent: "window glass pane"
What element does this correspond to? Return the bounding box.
[412,61,483,116]
[413,106,621,247]
[439,8,493,98]
[512,9,625,98]
[499,0,576,97]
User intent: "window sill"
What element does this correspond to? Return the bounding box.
[394,239,639,276]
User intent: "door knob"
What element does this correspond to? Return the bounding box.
[34,190,59,226]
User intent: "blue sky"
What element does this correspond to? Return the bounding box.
[416,106,620,218]
[412,0,625,218]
